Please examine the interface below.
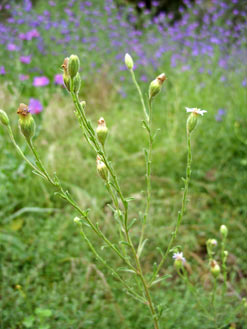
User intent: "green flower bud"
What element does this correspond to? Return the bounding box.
[72,72,81,93]
[208,239,218,248]
[149,73,166,100]
[96,117,108,146]
[63,73,70,91]
[220,225,228,238]
[0,109,9,126]
[186,113,198,134]
[17,103,36,141]
[68,54,80,78]
[96,156,108,181]
[124,53,134,70]
[210,260,220,278]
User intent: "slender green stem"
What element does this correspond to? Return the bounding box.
[221,237,227,296]
[79,224,146,304]
[27,139,56,186]
[150,133,192,284]
[139,98,153,250]
[7,125,46,179]
[130,69,149,121]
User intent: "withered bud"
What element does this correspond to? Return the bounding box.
[61,57,69,74]
[17,103,35,141]
[149,73,167,100]
[210,260,220,278]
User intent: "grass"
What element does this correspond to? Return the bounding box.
[0,58,247,328]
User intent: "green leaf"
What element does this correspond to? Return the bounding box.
[127,218,137,231]
[150,274,171,286]
[137,239,148,258]
[35,308,52,318]
[117,267,136,274]
[23,316,35,328]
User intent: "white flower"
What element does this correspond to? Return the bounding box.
[185,107,207,116]
[172,252,186,264]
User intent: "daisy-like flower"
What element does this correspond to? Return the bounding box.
[185,107,207,116]
[172,252,186,264]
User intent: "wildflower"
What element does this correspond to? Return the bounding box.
[19,74,29,81]
[29,98,43,114]
[17,103,36,141]
[54,74,64,85]
[173,252,186,269]
[7,43,18,51]
[33,76,49,87]
[185,107,207,116]
[215,108,226,122]
[0,66,6,75]
[210,260,220,278]
[96,156,108,181]
[186,107,207,134]
[96,117,108,146]
[68,54,80,78]
[124,53,134,70]
[20,55,32,64]
[149,73,167,100]
[220,225,228,238]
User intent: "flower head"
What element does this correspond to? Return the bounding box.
[54,74,64,85]
[173,252,186,264]
[33,76,49,87]
[185,107,207,116]
[29,98,43,114]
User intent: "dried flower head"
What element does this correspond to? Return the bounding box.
[17,103,29,116]
[61,57,69,74]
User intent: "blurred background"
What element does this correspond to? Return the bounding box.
[0,0,246,328]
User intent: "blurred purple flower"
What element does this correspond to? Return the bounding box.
[29,98,43,114]
[242,78,246,87]
[152,1,159,7]
[24,0,32,12]
[33,76,49,87]
[20,55,32,64]
[215,108,226,122]
[54,74,64,85]
[19,74,29,81]
[0,66,6,75]
[137,2,145,8]
[49,1,56,6]
[7,43,18,51]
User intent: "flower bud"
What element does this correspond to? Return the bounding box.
[0,109,9,126]
[72,72,81,93]
[17,103,36,141]
[61,57,69,74]
[96,117,108,146]
[96,155,108,181]
[208,239,218,248]
[149,73,166,100]
[125,53,134,70]
[63,72,70,91]
[220,225,228,238]
[74,216,82,224]
[186,112,198,134]
[68,54,80,78]
[173,252,186,270]
[210,260,220,278]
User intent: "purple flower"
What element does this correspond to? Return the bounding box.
[0,66,6,75]
[137,2,145,8]
[215,108,226,122]
[242,78,246,87]
[152,1,159,7]
[7,43,18,51]
[29,98,43,114]
[20,55,32,64]
[33,76,49,87]
[19,74,29,81]
[54,74,64,85]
